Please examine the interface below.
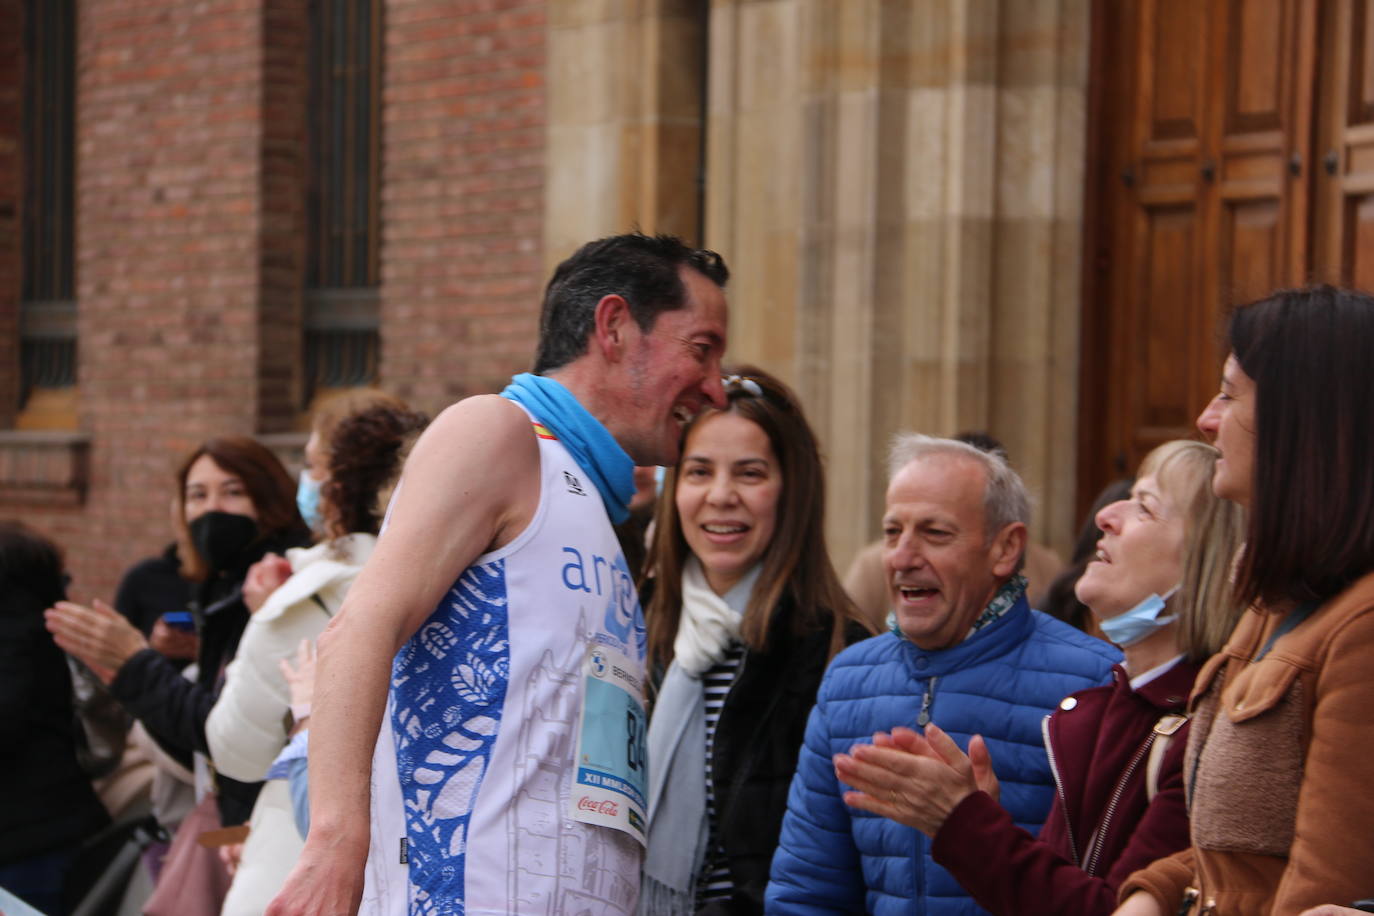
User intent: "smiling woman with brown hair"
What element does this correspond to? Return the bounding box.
[640,366,872,915]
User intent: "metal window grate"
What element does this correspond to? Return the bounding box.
[20,0,77,405]
[306,0,381,291]
[19,300,77,402]
[22,0,75,305]
[304,0,381,404]
[302,288,380,403]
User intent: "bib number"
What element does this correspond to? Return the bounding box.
[571,643,648,845]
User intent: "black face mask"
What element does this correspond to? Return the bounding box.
[189,510,260,574]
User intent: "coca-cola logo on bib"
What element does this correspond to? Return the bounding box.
[577,796,619,817]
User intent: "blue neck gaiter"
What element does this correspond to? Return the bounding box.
[501,373,635,524]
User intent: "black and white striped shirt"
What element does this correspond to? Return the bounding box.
[697,641,746,904]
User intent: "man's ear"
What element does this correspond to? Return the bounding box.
[989,522,1028,579]
[592,294,634,361]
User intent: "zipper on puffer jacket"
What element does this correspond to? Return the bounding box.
[1041,714,1080,865]
[916,676,938,726]
[1081,730,1156,875]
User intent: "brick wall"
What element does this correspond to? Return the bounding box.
[4,0,549,600]
[380,0,547,414]
[12,0,290,600]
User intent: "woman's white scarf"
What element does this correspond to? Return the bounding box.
[640,558,757,915]
[673,556,747,675]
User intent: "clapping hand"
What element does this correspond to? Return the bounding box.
[834,722,999,836]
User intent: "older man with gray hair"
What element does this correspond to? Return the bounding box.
[766,434,1119,915]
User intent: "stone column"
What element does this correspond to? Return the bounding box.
[544,0,707,268]
[705,0,1091,564]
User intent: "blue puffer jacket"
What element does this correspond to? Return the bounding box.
[765,596,1120,915]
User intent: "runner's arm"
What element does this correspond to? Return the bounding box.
[266,396,540,916]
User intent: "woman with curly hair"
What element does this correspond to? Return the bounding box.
[205,394,428,916]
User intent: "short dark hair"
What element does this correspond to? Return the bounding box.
[953,430,1009,462]
[1230,285,1374,607]
[532,233,729,374]
[175,437,309,580]
[0,520,67,608]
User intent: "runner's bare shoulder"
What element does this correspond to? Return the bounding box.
[391,394,540,552]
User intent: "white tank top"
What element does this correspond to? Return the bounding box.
[361,407,645,915]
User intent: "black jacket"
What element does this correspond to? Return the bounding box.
[696,611,866,914]
[0,584,110,863]
[108,528,309,826]
[113,543,192,636]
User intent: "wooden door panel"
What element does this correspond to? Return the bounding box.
[1136,204,1200,438]
[1349,0,1374,126]
[1342,194,1374,290]
[1221,199,1284,306]
[1226,0,1285,133]
[1317,0,1374,288]
[1081,0,1317,518]
[1213,0,1299,368]
[1214,0,1311,304]
[1145,0,1208,144]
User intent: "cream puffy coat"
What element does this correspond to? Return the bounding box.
[206,533,375,916]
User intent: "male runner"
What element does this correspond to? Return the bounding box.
[267,234,729,916]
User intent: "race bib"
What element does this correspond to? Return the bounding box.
[571,642,647,845]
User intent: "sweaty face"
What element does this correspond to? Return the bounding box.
[184,454,257,523]
[675,412,782,596]
[620,266,728,466]
[1195,355,1256,508]
[1075,474,1185,621]
[882,455,1018,651]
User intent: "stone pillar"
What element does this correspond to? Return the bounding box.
[544,0,707,268]
[705,0,1091,564]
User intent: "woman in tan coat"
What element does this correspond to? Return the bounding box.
[1114,286,1374,914]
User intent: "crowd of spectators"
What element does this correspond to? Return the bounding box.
[4,253,1374,916]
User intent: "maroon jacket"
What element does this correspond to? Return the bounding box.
[930,660,1198,916]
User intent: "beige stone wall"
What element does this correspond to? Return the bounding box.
[543,0,1091,568]
[544,0,707,267]
[705,0,1091,567]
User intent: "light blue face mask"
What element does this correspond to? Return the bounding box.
[296,469,323,531]
[1100,586,1179,648]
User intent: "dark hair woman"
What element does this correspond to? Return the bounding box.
[45,436,311,829]
[0,522,110,915]
[205,402,427,916]
[1117,286,1374,914]
[639,366,873,915]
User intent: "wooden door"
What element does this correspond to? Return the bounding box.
[1313,0,1374,287]
[1080,0,1316,517]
